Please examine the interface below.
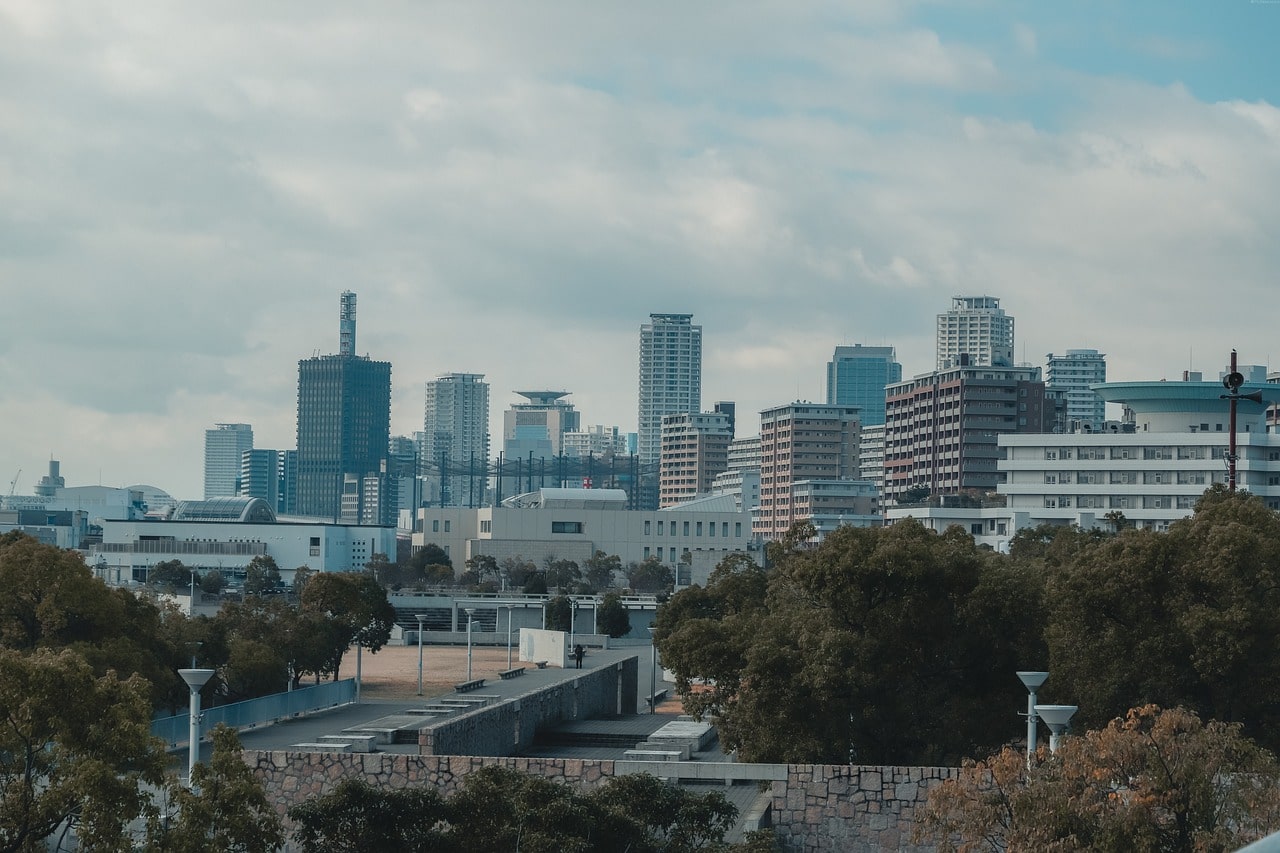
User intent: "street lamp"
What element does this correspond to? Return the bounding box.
[415,613,427,696]
[568,598,576,653]
[647,625,658,714]
[178,668,215,787]
[506,605,515,669]
[465,607,475,681]
[1016,671,1049,768]
[1034,704,1078,754]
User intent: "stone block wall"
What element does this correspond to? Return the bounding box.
[245,750,958,851]
[771,764,959,852]
[419,657,638,756]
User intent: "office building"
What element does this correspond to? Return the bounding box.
[936,296,1014,370]
[204,423,253,499]
[883,364,1059,506]
[858,423,886,494]
[826,345,902,426]
[295,292,392,520]
[659,410,734,508]
[239,449,281,511]
[756,403,868,540]
[1046,349,1107,432]
[423,373,490,507]
[561,425,629,459]
[638,314,702,507]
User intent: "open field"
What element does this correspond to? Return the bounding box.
[338,644,523,700]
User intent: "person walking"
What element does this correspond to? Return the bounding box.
[573,644,585,669]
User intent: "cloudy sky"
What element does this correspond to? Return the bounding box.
[2,1,1277,499]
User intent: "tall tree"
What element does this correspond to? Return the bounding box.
[300,572,395,680]
[582,551,623,593]
[242,555,282,596]
[597,592,631,639]
[545,595,572,632]
[627,556,674,593]
[0,647,167,852]
[656,521,1046,765]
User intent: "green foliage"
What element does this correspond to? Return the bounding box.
[627,556,674,593]
[288,766,744,853]
[300,572,396,679]
[545,595,571,632]
[657,521,1046,765]
[290,565,313,596]
[0,646,167,851]
[501,556,539,590]
[144,725,283,853]
[289,777,449,853]
[544,558,581,593]
[412,543,452,571]
[243,555,282,596]
[582,551,623,593]
[148,559,195,591]
[597,592,631,638]
[198,570,224,594]
[1046,486,1280,751]
[916,705,1280,853]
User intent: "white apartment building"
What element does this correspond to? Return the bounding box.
[413,487,756,583]
[858,423,886,493]
[659,411,733,507]
[89,497,396,586]
[1046,349,1107,432]
[204,423,253,499]
[936,296,1014,370]
[422,373,490,507]
[887,379,1280,548]
[637,314,702,468]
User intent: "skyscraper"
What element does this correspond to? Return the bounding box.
[204,423,253,499]
[1046,349,1107,432]
[659,409,734,508]
[423,373,490,507]
[826,344,902,426]
[295,292,392,520]
[936,296,1014,370]
[638,314,702,506]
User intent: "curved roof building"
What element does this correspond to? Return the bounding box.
[170,497,277,523]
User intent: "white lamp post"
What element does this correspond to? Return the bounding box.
[506,605,515,669]
[178,668,215,787]
[465,607,475,681]
[415,613,427,695]
[1035,705,1078,754]
[1017,671,1049,768]
[647,625,658,714]
[568,599,576,653]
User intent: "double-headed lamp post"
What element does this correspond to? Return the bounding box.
[1017,671,1049,768]
[178,668,215,787]
[465,607,476,681]
[415,613,427,696]
[647,625,658,714]
[506,605,515,669]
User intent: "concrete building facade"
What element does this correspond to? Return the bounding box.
[936,296,1014,370]
[756,403,863,540]
[1046,349,1107,432]
[658,411,733,508]
[422,373,491,508]
[204,423,253,499]
[638,313,702,508]
[883,364,1057,506]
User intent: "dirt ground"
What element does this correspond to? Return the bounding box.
[338,644,521,700]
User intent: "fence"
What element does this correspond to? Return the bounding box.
[152,678,357,748]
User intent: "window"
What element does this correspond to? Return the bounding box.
[723,522,729,537]
[432,520,439,533]
[644,520,651,535]
[735,523,742,537]
[696,522,703,536]
[669,521,676,535]
[683,521,690,536]
[551,521,583,534]
[643,547,650,559]
[708,522,715,537]
[444,520,451,532]
[480,520,491,533]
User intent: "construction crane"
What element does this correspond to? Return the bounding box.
[7,469,19,497]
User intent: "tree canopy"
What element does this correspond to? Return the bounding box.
[655,521,1046,765]
[916,705,1280,853]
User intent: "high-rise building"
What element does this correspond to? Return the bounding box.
[239,449,281,510]
[423,373,490,507]
[1046,349,1107,432]
[561,425,629,459]
[204,423,253,499]
[500,391,580,496]
[936,296,1014,370]
[659,410,734,507]
[826,345,902,426]
[638,313,702,509]
[883,363,1060,505]
[295,293,392,521]
[756,403,866,540]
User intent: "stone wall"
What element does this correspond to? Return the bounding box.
[420,657,638,756]
[771,764,959,852]
[245,750,957,851]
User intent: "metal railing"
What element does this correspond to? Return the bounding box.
[152,678,357,748]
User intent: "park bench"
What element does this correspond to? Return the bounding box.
[534,660,548,669]
[498,667,525,680]
[453,678,486,693]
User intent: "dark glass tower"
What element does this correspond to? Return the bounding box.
[295,292,392,521]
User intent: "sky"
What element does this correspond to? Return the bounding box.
[2,1,1278,500]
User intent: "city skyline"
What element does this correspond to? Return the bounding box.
[2,3,1278,499]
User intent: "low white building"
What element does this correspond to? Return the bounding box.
[887,379,1280,548]
[88,497,396,586]
[412,487,759,585]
